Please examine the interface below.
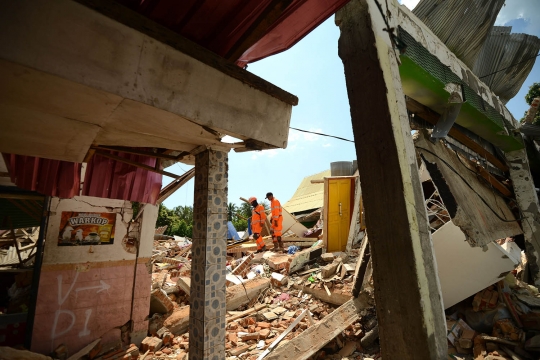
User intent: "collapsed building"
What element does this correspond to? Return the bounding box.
[1,0,540,359]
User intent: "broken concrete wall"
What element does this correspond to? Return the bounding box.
[416,132,522,247]
[31,196,158,355]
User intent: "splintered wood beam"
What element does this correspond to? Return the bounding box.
[405,97,509,172]
[225,0,293,62]
[94,151,180,179]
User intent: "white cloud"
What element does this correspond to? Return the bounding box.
[323,143,332,148]
[496,0,540,34]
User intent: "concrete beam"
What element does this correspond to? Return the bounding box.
[506,147,540,285]
[0,0,294,162]
[336,0,447,358]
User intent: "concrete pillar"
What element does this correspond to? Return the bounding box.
[506,148,540,285]
[336,0,447,358]
[189,149,228,360]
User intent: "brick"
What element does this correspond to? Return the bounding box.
[257,322,271,329]
[229,332,239,346]
[267,255,290,270]
[141,337,163,352]
[259,329,270,339]
[229,344,250,356]
[239,332,260,341]
[162,332,173,345]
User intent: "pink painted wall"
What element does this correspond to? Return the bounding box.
[31,262,151,355]
[30,196,158,356]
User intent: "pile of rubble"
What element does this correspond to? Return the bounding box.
[447,270,540,359]
[133,230,382,360]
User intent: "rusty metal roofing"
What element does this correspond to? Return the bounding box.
[473,27,540,104]
[412,0,505,69]
[113,0,349,66]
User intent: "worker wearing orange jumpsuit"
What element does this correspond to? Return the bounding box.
[266,192,284,251]
[249,197,267,252]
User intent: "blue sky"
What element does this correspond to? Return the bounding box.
[163,0,540,210]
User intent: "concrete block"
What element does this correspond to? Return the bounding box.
[321,253,335,262]
[321,261,340,279]
[262,312,278,321]
[163,306,190,335]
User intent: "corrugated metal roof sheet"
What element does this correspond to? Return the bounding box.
[473,26,540,104]
[283,169,330,214]
[113,0,349,66]
[3,154,81,199]
[3,150,162,204]
[412,0,505,69]
[82,151,162,204]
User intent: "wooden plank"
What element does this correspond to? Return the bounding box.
[265,296,370,360]
[74,0,298,106]
[406,97,509,172]
[459,153,512,197]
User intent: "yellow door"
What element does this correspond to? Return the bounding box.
[327,179,351,252]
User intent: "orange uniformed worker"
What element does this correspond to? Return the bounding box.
[266,192,284,251]
[249,196,267,252]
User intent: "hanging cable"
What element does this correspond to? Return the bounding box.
[289,127,354,143]
[479,53,540,79]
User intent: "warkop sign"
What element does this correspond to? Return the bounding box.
[58,212,116,246]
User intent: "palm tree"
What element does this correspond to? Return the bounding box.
[227,203,238,222]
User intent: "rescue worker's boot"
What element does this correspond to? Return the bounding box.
[272,238,279,251]
[277,237,285,252]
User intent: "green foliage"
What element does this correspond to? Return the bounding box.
[521,82,540,125]
[157,200,270,237]
[156,204,193,238]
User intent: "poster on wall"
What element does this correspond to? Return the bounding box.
[58,212,116,246]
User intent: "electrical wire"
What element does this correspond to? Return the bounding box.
[478,53,540,79]
[289,127,354,143]
[417,146,524,222]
